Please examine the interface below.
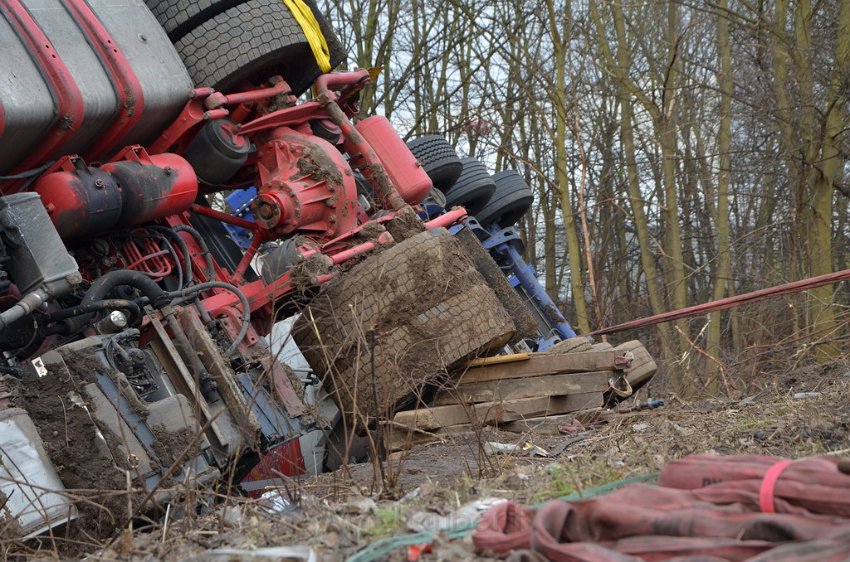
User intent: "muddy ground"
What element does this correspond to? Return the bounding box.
[6,359,843,561]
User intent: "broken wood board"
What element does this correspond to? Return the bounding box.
[434,370,611,405]
[386,400,603,452]
[454,351,618,385]
[392,392,602,433]
[498,410,610,436]
[385,422,474,451]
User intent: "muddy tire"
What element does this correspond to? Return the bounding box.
[172,0,345,95]
[614,340,657,390]
[445,158,496,215]
[548,336,594,354]
[455,228,538,342]
[475,170,534,228]
[406,136,463,192]
[293,229,515,425]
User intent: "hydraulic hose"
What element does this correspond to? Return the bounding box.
[65,270,170,334]
[49,299,141,325]
[172,224,217,281]
[146,225,193,286]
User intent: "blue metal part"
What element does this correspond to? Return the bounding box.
[478,222,577,341]
[225,187,257,249]
[237,371,301,440]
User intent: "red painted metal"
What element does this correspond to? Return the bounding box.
[424,207,468,229]
[231,233,265,284]
[235,102,328,136]
[34,155,123,238]
[240,439,306,496]
[259,355,307,417]
[591,266,850,336]
[356,116,433,205]
[253,127,358,241]
[64,0,145,161]
[148,90,225,154]
[0,0,85,173]
[205,77,293,109]
[190,204,259,230]
[102,148,198,225]
[201,274,296,317]
[328,231,394,265]
[122,238,172,280]
[313,69,371,101]
[36,148,197,237]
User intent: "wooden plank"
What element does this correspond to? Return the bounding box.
[462,353,530,368]
[384,423,474,452]
[455,351,617,384]
[434,370,611,405]
[392,393,603,432]
[178,308,261,436]
[499,409,608,435]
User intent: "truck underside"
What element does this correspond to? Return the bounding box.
[0,0,641,541]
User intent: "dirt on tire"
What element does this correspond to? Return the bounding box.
[293,228,516,426]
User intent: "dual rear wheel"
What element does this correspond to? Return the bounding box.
[145,0,345,95]
[405,135,534,228]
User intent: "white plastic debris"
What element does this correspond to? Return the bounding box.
[257,489,298,515]
[406,497,507,533]
[793,392,822,400]
[483,441,550,457]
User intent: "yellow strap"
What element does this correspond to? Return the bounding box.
[282,0,332,73]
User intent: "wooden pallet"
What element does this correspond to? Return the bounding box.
[386,350,627,452]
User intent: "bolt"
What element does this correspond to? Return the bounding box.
[109,310,128,329]
[256,202,276,220]
[94,179,106,189]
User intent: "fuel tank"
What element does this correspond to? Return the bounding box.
[0,0,193,175]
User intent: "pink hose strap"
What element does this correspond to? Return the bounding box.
[759,459,793,513]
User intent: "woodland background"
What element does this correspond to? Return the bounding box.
[319,0,850,395]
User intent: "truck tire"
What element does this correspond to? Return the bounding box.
[292,229,515,426]
[406,136,463,192]
[444,157,496,215]
[146,0,246,40]
[548,336,593,354]
[172,0,344,95]
[474,170,534,228]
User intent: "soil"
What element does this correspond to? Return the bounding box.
[384,206,425,241]
[6,349,143,554]
[354,222,388,242]
[289,253,332,288]
[4,357,850,560]
[51,363,846,562]
[296,148,344,186]
[150,426,199,471]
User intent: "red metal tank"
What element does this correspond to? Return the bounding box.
[102,150,198,226]
[355,116,433,205]
[34,148,197,239]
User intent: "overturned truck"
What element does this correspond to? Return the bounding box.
[0,0,652,542]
